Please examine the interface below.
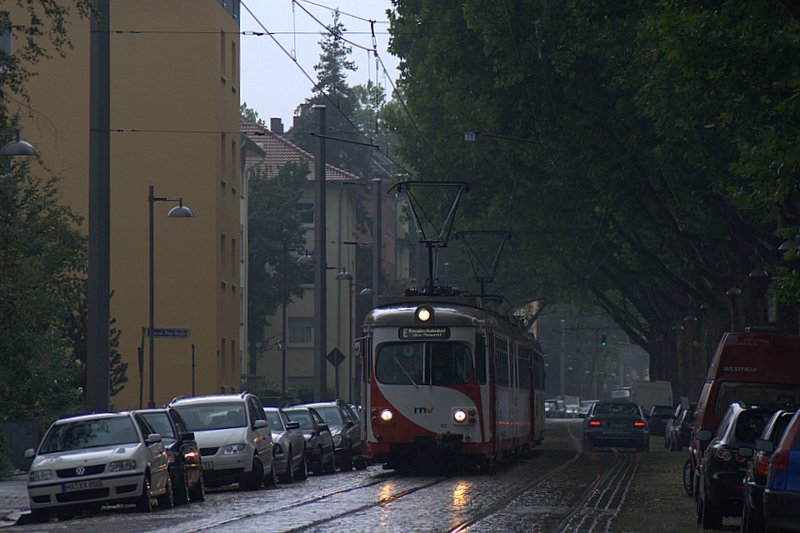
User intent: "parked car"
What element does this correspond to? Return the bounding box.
[695,401,777,529]
[134,407,205,504]
[26,411,172,521]
[646,405,675,437]
[170,392,275,490]
[582,399,649,451]
[579,400,598,418]
[283,406,336,475]
[300,400,365,470]
[545,400,557,418]
[762,409,800,531]
[566,404,580,418]
[665,405,694,451]
[740,409,796,532]
[263,407,308,483]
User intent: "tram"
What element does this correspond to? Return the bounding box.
[360,292,546,471]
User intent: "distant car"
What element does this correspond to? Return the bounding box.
[545,401,557,418]
[283,406,336,475]
[665,406,694,451]
[740,409,796,532]
[170,392,276,490]
[300,400,365,471]
[761,409,800,531]
[134,408,205,504]
[565,404,580,418]
[695,402,777,529]
[26,411,172,522]
[646,405,675,436]
[579,400,598,418]
[582,399,649,451]
[264,407,308,483]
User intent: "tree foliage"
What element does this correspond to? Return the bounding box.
[247,162,312,364]
[386,0,800,380]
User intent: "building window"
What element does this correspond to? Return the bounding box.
[0,22,11,57]
[219,30,226,79]
[288,318,314,346]
[296,201,314,226]
[231,238,237,277]
[220,133,227,180]
[231,139,237,186]
[231,40,237,84]
[220,234,226,275]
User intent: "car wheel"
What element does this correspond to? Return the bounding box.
[280,448,295,483]
[296,452,308,481]
[312,446,325,475]
[55,508,74,521]
[583,436,593,452]
[188,471,205,502]
[264,459,277,487]
[699,493,723,529]
[682,459,694,498]
[172,465,190,506]
[339,444,353,471]
[323,449,336,474]
[354,455,367,470]
[741,501,764,533]
[157,475,174,509]
[27,509,49,523]
[242,456,264,491]
[135,474,155,512]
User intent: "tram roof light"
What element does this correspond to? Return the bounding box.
[416,306,433,322]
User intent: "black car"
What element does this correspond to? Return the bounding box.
[666,405,695,451]
[134,407,205,505]
[582,399,649,451]
[283,406,336,475]
[740,409,796,532]
[647,405,675,437]
[695,402,777,529]
[300,400,365,471]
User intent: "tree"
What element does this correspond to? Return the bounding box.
[247,161,312,369]
[0,160,86,422]
[240,102,265,126]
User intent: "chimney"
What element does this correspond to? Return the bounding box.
[270,118,284,135]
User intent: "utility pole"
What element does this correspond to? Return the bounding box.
[313,105,327,401]
[372,178,382,308]
[560,319,566,398]
[87,0,110,412]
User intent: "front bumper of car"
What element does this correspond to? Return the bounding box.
[28,469,146,509]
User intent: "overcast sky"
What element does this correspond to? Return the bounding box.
[239,0,399,129]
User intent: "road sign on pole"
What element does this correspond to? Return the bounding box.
[327,348,345,367]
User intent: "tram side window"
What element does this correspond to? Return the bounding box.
[475,333,487,384]
[496,337,509,386]
[518,346,531,389]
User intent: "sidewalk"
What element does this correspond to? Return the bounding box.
[0,473,28,528]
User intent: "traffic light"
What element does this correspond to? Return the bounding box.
[600,334,607,347]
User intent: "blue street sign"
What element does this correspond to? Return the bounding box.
[143,327,189,338]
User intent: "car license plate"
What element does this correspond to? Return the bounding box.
[202,461,214,471]
[62,479,102,492]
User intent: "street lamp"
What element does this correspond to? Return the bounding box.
[148,185,194,408]
[0,129,37,156]
[336,269,353,401]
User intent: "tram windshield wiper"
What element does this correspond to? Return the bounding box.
[394,357,418,388]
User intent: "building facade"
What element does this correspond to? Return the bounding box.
[7,0,243,408]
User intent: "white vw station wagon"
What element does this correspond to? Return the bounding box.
[26,411,172,521]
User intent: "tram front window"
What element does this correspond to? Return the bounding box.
[375,342,473,385]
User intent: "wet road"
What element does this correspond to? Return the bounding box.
[10,419,641,532]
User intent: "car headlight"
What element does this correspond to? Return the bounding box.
[333,434,343,446]
[273,443,284,455]
[29,469,54,482]
[109,459,137,472]
[223,443,247,455]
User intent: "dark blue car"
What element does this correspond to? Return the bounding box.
[763,410,800,530]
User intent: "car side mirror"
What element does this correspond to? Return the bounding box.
[180,432,195,442]
[755,439,774,453]
[346,421,354,428]
[253,419,268,430]
[24,448,35,459]
[318,423,329,432]
[286,421,300,430]
[738,446,754,458]
[695,429,713,442]
[147,433,162,444]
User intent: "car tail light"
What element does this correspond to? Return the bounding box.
[756,453,770,478]
[715,447,732,462]
[589,419,601,427]
[772,449,789,471]
[633,420,646,428]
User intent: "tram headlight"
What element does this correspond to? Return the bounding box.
[415,305,433,322]
[379,409,394,423]
[452,409,468,424]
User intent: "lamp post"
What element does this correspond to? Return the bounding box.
[0,129,37,156]
[336,269,353,401]
[148,185,193,407]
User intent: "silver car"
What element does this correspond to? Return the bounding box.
[264,407,307,483]
[26,411,172,522]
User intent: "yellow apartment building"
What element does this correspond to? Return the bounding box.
[6,0,244,408]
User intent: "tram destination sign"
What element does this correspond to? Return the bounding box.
[399,327,450,340]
